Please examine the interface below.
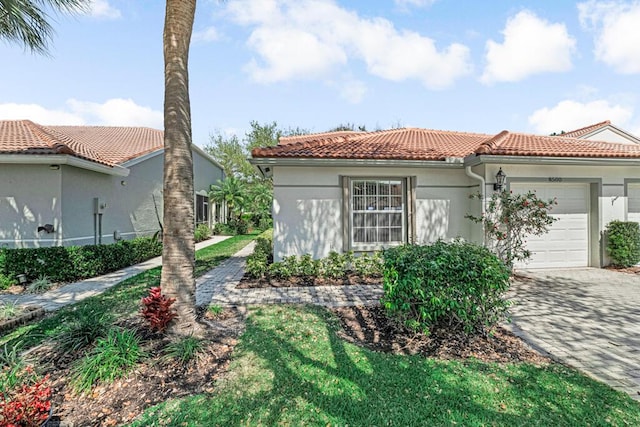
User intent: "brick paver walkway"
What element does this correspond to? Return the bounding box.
[506,268,640,401]
[195,242,383,307]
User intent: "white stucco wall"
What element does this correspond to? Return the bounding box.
[0,164,62,247]
[61,155,165,246]
[272,165,479,260]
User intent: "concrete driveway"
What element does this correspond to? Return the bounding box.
[507,268,640,400]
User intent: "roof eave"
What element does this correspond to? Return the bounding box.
[249,156,464,169]
[0,154,130,176]
[464,154,640,167]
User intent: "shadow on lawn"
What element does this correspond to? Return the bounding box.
[146,305,638,426]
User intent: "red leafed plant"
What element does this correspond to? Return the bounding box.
[0,368,52,427]
[141,287,177,332]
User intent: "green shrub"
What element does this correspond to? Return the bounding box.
[0,237,162,283]
[246,251,269,278]
[56,304,114,353]
[71,327,144,394]
[353,252,383,277]
[319,251,348,279]
[213,223,237,236]
[245,229,274,278]
[298,254,320,278]
[194,224,211,243]
[382,241,511,335]
[606,221,640,267]
[0,273,13,290]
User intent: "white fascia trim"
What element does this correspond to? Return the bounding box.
[249,157,464,169]
[464,155,640,167]
[122,145,224,172]
[586,126,640,145]
[121,149,163,168]
[0,154,129,176]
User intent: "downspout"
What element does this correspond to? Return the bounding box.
[465,166,485,245]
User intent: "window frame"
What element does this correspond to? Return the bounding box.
[342,176,416,252]
[195,194,209,226]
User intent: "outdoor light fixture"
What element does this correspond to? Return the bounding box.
[494,168,506,191]
[49,164,60,170]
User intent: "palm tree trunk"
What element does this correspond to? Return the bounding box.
[161,0,199,336]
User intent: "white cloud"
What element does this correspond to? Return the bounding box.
[0,103,84,124]
[225,0,471,89]
[0,99,163,128]
[87,0,121,19]
[528,99,633,134]
[481,10,576,84]
[67,98,163,128]
[336,79,367,104]
[193,26,220,43]
[394,0,437,8]
[578,1,640,74]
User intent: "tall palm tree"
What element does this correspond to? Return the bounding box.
[209,176,247,222]
[0,0,89,54]
[161,0,198,335]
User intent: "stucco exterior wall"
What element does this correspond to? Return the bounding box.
[61,155,164,246]
[272,165,479,260]
[0,164,62,248]
[1,148,222,248]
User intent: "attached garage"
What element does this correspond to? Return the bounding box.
[627,183,640,223]
[511,183,590,269]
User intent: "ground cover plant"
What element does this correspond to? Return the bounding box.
[133,305,640,426]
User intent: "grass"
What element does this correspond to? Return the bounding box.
[26,275,52,294]
[163,335,204,365]
[133,304,640,427]
[0,301,21,321]
[0,233,258,350]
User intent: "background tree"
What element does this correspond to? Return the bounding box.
[205,121,307,232]
[161,0,199,335]
[0,0,88,54]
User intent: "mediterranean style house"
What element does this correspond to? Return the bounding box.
[0,120,223,248]
[251,121,640,269]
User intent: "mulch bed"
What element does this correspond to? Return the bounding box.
[332,305,550,365]
[17,293,547,426]
[604,265,640,275]
[28,308,245,427]
[236,273,382,288]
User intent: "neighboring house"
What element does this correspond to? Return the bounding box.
[251,122,640,269]
[0,120,223,248]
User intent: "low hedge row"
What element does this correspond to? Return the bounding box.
[0,237,162,286]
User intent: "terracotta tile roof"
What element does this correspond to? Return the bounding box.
[561,120,611,138]
[475,131,640,158]
[251,126,640,161]
[0,120,164,166]
[279,131,361,145]
[252,128,490,161]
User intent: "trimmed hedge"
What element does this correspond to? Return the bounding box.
[0,237,162,285]
[606,221,640,267]
[382,240,511,335]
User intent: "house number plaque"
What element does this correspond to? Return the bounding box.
[548,177,563,182]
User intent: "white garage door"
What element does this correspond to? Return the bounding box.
[627,183,640,223]
[511,183,589,269]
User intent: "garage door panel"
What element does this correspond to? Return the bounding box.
[511,183,589,269]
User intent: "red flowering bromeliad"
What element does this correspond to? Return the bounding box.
[0,368,52,427]
[141,287,178,333]
[467,190,557,270]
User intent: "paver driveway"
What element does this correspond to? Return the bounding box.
[507,268,640,400]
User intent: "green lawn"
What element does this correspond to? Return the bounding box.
[0,233,258,349]
[133,304,640,427]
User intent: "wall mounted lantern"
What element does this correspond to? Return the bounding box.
[494,168,506,191]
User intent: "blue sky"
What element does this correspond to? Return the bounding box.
[1,0,640,146]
